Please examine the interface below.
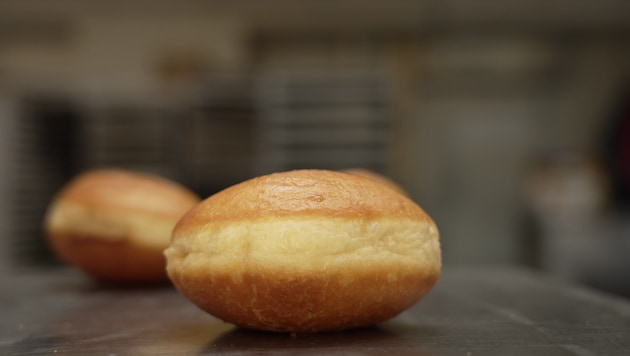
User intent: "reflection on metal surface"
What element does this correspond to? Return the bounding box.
[133,321,235,355]
[2,275,232,355]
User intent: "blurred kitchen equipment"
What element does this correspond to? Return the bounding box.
[524,152,630,296]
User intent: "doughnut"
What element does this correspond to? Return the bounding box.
[44,169,200,284]
[165,169,440,332]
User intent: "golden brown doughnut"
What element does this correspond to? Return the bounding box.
[165,169,440,333]
[44,169,200,284]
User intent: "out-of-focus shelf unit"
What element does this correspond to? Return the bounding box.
[80,106,177,177]
[255,70,391,175]
[181,75,257,197]
[8,97,79,266]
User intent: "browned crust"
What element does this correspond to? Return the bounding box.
[169,263,440,333]
[48,232,169,284]
[51,169,200,220]
[174,170,431,235]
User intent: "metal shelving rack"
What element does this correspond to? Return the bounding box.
[254,69,391,175]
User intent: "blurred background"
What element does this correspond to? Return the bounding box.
[0,1,629,296]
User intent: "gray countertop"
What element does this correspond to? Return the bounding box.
[1,266,629,355]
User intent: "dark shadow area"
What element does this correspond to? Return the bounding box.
[203,323,434,354]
